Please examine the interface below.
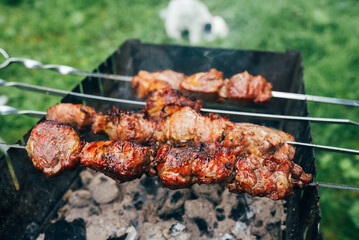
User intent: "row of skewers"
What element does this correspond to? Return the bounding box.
[25,88,312,200]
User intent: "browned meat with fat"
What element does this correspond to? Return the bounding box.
[131,70,187,99]
[157,106,228,144]
[46,103,97,130]
[131,69,273,103]
[156,141,311,200]
[180,69,224,99]
[144,88,203,120]
[222,122,295,160]
[92,107,156,145]
[156,142,236,189]
[219,71,272,103]
[227,155,312,199]
[25,120,83,177]
[81,140,154,183]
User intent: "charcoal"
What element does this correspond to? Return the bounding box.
[23,222,40,240]
[107,233,128,240]
[215,207,226,221]
[44,219,86,240]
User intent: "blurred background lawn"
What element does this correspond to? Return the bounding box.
[0,0,358,239]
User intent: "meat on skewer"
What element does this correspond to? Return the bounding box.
[46,88,294,160]
[131,69,273,103]
[25,121,312,200]
[131,70,187,99]
[143,88,203,120]
[25,120,83,176]
[46,88,201,134]
[26,120,154,181]
[47,104,295,165]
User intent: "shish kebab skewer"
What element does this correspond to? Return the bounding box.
[2,88,358,155]
[0,48,358,107]
[1,106,358,154]
[26,120,313,200]
[3,143,358,192]
[1,78,358,126]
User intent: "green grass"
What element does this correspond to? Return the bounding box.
[1,0,358,239]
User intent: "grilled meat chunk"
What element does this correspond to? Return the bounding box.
[222,122,295,160]
[131,69,187,99]
[25,120,83,177]
[144,88,203,120]
[156,142,236,189]
[157,106,228,144]
[81,140,154,183]
[92,108,156,145]
[219,71,272,103]
[227,155,312,200]
[180,68,224,99]
[46,103,97,130]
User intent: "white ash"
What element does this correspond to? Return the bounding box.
[67,189,92,208]
[169,223,186,236]
[53,169,285,239]
[88,174,120,204]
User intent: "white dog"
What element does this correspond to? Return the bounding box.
[160,0,229,44]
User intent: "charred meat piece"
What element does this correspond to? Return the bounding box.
[46,103,98,130]
[222,122,295,160]
[227,155,312,200]
[156,142,236,189]
[81,140,154,183]
[131,70,187,99]
[25,120,83,177]
[144,88,203,120]
[219,71,272,103]
[180,68,224,99]
[92,107,156,145]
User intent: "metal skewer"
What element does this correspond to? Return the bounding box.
[1,105,359,155]
[1,78,358,125]
[1,48,358,107]
[1,143,358,191]
[308,182,359,191]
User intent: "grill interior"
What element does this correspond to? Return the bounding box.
[0,40,321,239]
